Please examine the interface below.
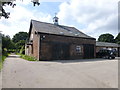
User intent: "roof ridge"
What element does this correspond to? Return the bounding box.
[97,41,118,44]
[31,19,52,25]
[31,19,75,28]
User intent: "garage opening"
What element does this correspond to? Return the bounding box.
[83,44,94,59]
[52,42,70,60]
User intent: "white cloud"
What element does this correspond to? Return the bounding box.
[0,2,52,38]
[0,0,119,40]
[15,0,31,5]
[58,0,118,39]
[40,0,69,2]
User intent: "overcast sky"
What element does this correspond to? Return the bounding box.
[0,0,119,40]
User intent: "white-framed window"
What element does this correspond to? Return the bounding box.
[76,46,82,53]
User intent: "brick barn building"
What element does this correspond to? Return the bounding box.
[25,17,96,60]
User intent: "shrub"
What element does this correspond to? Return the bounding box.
[20,54,38,61]
[0,54,8,70]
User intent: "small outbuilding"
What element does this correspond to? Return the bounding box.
[96,41,120,57]
[25,17,96,60]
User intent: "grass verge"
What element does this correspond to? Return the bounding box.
[0,55,7,71]
[19,54,38,61]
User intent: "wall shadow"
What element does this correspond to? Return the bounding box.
[40,58,118,64]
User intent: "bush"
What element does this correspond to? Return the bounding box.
[0,62,2,71]
[20,54,38,61]
[0,53,8,70]
[2,50,9,62]
[2,55,6,62]
[0,56,2,71]
[2,50,8,57]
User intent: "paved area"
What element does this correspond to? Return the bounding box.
[1,55,118,88]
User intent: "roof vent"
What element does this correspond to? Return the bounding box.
[60,32,64,35]
[69,31,73,33]
[53,13,59,25]
[75,33,79,36]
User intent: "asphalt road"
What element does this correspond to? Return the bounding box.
[1,54,118,88]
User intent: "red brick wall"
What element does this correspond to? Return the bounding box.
[27,32,96,60]
[32,28,40,60]
[69,44,84,59]
[40,42,52,60]
[41,33,95,45]
[39,33,96,60]
[26,27,40,60]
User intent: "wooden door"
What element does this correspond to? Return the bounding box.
[83,44,94,59]
[52,42,70,60]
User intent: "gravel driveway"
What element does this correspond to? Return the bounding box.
[1,54,118,88]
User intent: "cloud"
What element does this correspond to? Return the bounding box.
[1,0,118,40]
[58,0,118,39]
[0,2,52,38]
[40,0,69,2]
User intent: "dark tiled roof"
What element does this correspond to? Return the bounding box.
[96,41,120,47]
[31,20,95,39]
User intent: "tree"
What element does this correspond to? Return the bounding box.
[2,34,16,56]
[12,32,28,54]
[15,40,26,54]
[15,40,26,50]
[2,34,15,50]
[12,32,28,43]
[115,33,120,44]
[98,33,115,43]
